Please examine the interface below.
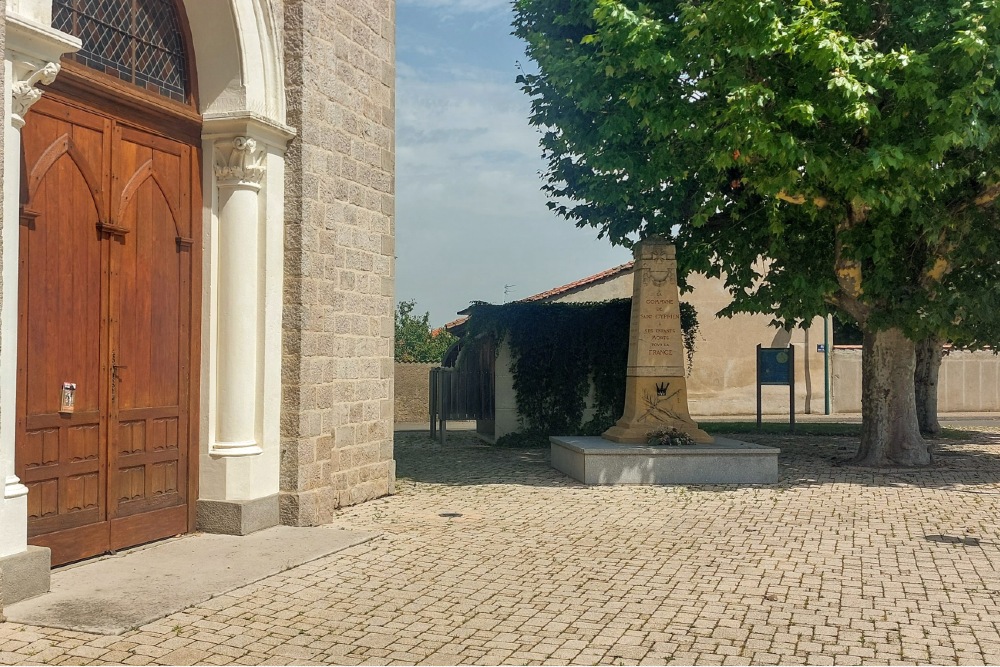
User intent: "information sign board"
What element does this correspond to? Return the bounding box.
[756,344,795,431]
[758,348,793,385]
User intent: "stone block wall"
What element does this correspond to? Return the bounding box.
[393,362,435,422]
[832,348,1000,414]
[280,0,396,525]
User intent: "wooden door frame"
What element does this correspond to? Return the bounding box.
[18,80,203,543]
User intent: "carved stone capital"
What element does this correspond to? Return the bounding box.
[11,61,60,129]
[215,136,266,189]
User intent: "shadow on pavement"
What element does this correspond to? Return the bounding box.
[394,426,1000,492]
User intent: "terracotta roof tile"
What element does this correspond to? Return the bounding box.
[443,316,469,332]
[521,261,634,302]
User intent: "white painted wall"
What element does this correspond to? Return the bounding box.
[832,348,1000,414]
[492,341,518,441]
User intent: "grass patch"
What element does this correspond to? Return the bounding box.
[489,422,981,446]
[701,421,862,436]
[701,421,974,440]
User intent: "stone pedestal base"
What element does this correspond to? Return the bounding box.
[0,546,50,605]
[551,436,779,485]
[196,495,280,536]
[603,419,712,444]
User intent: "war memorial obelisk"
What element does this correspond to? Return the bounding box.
[602,237,712,444]
[549,237,779,485]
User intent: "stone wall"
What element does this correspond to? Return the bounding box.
[832,348,1000,414]
[0,5,4,344]
[683,273,828,416]
[280,0,396,525]
[394,362,435,422]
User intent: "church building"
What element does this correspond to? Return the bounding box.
[0,0,396,602]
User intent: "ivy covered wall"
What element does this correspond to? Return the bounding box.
[460,300,698,443]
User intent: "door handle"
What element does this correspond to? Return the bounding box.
[111,352,127,403]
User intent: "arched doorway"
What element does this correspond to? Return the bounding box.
[15,0,202,565]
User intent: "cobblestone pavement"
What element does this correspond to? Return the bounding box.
[6,428,1000,665]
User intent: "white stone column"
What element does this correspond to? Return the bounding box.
[198,115,294,534]
[211,136,265,457]
[0,12,78,560]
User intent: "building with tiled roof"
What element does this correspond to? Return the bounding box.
[438,260,830,441]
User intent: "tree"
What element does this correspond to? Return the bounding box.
[513,0,1000,465]
[914,252,1000,434]
[914,337,944,435]
[395,300,457,363]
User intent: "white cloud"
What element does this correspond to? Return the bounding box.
[397,62,547,222]
[394,21,632,325]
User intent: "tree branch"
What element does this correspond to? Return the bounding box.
[832,201,870,324]
[825,290,868,327]
[949,182,1000,216]
[862,2,892,40]
[974,183,1000,207]
[777,191,829,208]
[922,182,998,290]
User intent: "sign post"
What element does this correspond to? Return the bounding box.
[756,344,795,432]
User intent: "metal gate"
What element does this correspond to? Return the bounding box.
[429,339,495,442]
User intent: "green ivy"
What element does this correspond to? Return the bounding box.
[462,299,698,437]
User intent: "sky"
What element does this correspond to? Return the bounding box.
[394,0,633,326]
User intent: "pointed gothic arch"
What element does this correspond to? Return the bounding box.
[24,132,106,223]
[116,160,183,236]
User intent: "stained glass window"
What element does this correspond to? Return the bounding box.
[53,0,189,103]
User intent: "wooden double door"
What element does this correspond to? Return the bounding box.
[15,96,200,566]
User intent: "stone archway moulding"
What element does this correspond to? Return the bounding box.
[0,0,296,577]
[182,0,296,533]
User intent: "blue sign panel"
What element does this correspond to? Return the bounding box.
[758,348,792,385]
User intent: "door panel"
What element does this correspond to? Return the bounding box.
[16,96,198,566]
[17,101,110,553]
[109,126,190,530]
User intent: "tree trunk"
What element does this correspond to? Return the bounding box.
[914,337,943,436]
[853,327,930,466]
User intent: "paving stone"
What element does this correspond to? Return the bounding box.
[155,648,211,665]
[5,431,1000,664]
[99,650,131,663]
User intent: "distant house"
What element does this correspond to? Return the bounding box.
[446,264,829,442]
